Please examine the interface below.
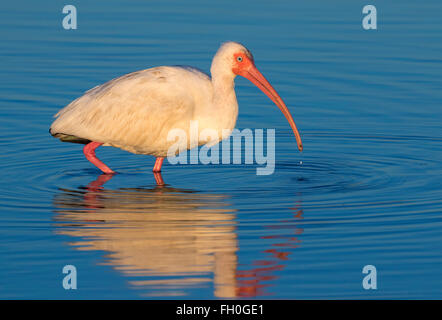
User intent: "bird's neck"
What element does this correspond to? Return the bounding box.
[212,74,236,101]
[209,72,238,133]
[210,58,237,103]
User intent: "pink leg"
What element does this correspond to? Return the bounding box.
[84,173,115,209]
[153,172,165,186]
[153,157,164,172]
[83,142,115,174]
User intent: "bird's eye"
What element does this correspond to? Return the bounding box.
[237,56,243,62]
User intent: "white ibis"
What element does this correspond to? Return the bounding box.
[50,42,303,177]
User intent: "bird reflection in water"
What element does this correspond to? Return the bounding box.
[53,172,303,298]
[236,200,304,297]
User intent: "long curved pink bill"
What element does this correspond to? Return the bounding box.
[243,66,303,152]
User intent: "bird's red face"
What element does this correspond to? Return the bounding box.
[232,51,303,152]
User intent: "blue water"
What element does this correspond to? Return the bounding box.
[1,0,441,299]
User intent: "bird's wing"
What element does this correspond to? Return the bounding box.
[50,66,212,153]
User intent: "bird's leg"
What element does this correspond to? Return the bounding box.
[152,157,164,172]
[153,157,165,186]
[83,142,115,174]
[153,172,165,186]
[86,173,115,191]
[84,173,115,209]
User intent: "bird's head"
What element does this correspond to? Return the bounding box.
[212,41,303,152]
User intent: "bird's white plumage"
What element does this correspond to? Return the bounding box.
[50,42,250,156]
